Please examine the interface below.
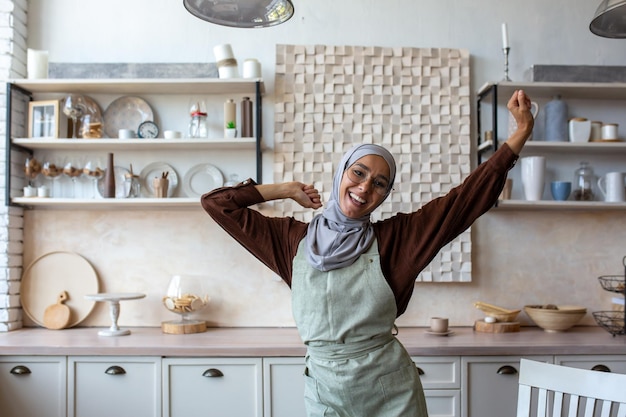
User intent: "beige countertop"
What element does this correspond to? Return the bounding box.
[0,326,625,357]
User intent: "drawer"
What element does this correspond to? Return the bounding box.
[425,389,461,417]
[68,356,161,417]
[163,357,263,417]
[555,355,626,374]
[412,356,460,389]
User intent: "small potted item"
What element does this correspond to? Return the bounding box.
[225,121,237,138]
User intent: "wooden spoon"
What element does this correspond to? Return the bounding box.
[43,291,71,330]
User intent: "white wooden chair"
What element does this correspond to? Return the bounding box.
[516,358,626,417]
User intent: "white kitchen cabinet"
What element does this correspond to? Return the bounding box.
[477,81,626,211]
[461,355,552,417]
[555,354,626,374]
[263,357,307,417]
[0,355,67,417]
[413,356,461,417]
[68,355,161,417]
[162,357,262,417]
[6,78,264,209]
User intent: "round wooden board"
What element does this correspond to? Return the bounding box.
[474,320,520,333]
[161,320,207,334]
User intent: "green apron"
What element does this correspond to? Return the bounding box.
[292,240,429,417]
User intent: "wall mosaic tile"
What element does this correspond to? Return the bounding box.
[274,44,472,282]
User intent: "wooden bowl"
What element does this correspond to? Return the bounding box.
[524,305,587,332]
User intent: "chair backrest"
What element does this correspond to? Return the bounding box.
[517,358,626,417]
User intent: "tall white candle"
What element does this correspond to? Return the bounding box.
[501,23,509,49]
[27,49,49,79]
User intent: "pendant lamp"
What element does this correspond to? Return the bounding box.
[590,0,626,38]
[183,0,294,28]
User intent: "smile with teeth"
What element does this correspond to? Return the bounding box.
[349,192,366,204]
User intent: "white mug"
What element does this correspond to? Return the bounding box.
[521,156,546,201]
[598,172,626,202]
[508,101,539,140]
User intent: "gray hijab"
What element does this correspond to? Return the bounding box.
[305,144,396,271]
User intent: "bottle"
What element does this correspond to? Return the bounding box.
[241,97,253,138]
[544,95,568,142]
[224,99,236,134]
[103,153,116,198]
[125,173,141,198]
[573,161,595,201]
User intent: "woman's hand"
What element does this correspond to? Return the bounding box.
[256,182,322,209]
[505,89,535,155]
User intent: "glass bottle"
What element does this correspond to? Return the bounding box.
[125,173,141,198]
[573,161,595,201]
[188,111,208,138]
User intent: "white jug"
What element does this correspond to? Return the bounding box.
[597,172,626,202]
[508,101,539,140]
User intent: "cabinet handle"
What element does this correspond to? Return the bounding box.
[591,364,611,373]
[414,365,425,375]
[105,365,126,375]
[496,365,518,375]
[202,368,224,378]
[10,365,31,375]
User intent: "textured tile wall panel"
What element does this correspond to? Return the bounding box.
[274,45,472,282]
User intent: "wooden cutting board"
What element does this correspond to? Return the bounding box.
[43,291,71,330]
[474,320,520,333]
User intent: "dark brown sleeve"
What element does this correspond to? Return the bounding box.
[376,143,519,316]
[200,180,308,286]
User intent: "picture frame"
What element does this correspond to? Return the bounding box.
[28,99,70,138]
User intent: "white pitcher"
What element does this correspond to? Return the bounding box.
[508,101,539,140]
[598,172,626,202]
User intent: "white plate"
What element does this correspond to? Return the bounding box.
[97,166,130,198]
[141,162,178,197]
[103,96,154,138]
[183,163,224,198]
[21,251,100,328]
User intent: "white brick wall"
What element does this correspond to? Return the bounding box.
[0,0,27,331]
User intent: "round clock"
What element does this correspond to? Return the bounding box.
[137,121,159,139]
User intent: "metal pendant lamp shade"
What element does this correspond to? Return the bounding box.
[590,0,626,38]
[183,0,294,28]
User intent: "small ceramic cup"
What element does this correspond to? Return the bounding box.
[430,317,449,333]
[550,181,572,201]
[119,129,135,139]
[164,130,182,139]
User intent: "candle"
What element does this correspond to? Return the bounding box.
[501,23,509,49]
[27,49,48,79]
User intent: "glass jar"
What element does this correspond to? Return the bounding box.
[188,111,208,138]
[573,161,596,201]
[125,174,141,198]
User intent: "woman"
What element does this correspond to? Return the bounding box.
[202,90,534,417]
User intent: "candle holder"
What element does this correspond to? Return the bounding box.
[502,47,512,81]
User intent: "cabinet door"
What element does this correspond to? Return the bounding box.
[68,356,161,417]
[263,357,306,417]
[555,354,626,374]
[163,357,262,417]
[461,355,552,417]
[0,355,67,417]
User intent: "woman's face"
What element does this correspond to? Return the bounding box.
[338,154,391,218]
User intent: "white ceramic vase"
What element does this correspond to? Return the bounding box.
[521,156,546,201]
[569,118,591,143]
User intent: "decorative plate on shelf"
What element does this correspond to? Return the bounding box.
[103,96,154,138]
[183,163,224,198]
[97,166,130,198]
[140,162,178,197]
[21,251,100,328]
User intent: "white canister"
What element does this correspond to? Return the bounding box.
[213,44,235,61]
[521,156,546,201]
[218,63,239,79]
[568,118,591,143]
[597,172,626,202]
[242,59,262,79]
[590,121,602,141]
[602,123,618,140]
[27,49,49,79]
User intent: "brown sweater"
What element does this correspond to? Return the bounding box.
[201,144,518,317]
